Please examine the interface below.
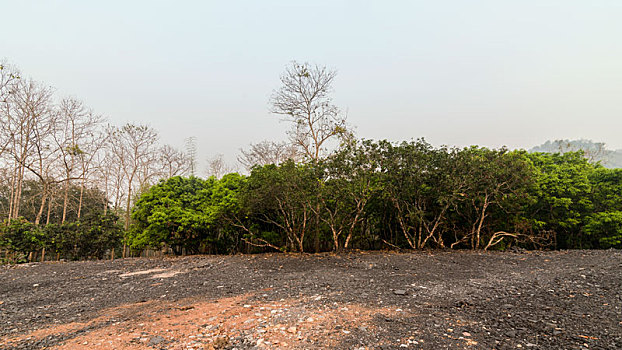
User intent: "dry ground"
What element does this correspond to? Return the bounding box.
[1,250,621,349]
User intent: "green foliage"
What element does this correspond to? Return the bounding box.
[583,211,622,248]
[6,138,622,263]
[130,175,245,254]
[0,212,121,262]
[0,218,45,256]
[525,152,595,248]
[239,161,319,252]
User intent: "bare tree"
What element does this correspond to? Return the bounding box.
[0,62,20,159]
[53,97,105,222]
[270,61,351,252]
[1,78,54,220]
[108,123,159,231]
[238,140,301,171]
[270,61,350,162]
[158,144,191,179]
[206,154,234,178]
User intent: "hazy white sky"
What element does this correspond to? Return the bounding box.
[2,1,621,171]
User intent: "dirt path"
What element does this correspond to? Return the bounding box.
[1,250,621,349]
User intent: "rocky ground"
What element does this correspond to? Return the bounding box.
[0,250,621,350]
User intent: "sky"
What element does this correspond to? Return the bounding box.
[2,0,621,172]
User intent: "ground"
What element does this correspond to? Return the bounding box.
[1,250,621,350]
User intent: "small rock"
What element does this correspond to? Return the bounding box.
[393,289,407,296]
[463,332,471,337]
[148,335,165,346]
[287,326,297,333]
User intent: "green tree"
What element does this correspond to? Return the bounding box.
[239,161,319,252]
[319,140,381,251]
[526,152,594,248]
[374,140,463,249]
[130,175,245,254]
[449,148,538,250]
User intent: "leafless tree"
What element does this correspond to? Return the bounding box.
[53,97,105,222]
[108,123,159,231]
[238,140,301,171]
[270,61,350,162]
[1,78,54,220]
[0,62,20,159]
[158,144,191,179]
[206,154,234,178]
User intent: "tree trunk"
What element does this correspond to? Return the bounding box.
[77,175,85,219]
[46,193,53,225]
[7,165,17,222]
[62,180,69,224]
[125,185,132,230]
[35,185,48,225]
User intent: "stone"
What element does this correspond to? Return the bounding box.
[148,335,165,346]
[393,289,407,296]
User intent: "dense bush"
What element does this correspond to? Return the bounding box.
[129,174,244,254]
[129,140,622,253]
[0,213,123,262]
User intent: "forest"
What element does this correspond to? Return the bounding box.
[1,61,621,263]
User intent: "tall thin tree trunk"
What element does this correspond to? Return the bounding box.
[7,165,17,222]
[77,176,85,219]
[35,185,48,225]
[12,164,25,219]
[125,186,132,231]
[61,180,69,223]
[46,193,53,225]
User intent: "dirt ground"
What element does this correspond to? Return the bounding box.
[1,250,621,350]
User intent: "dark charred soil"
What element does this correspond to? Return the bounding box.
[1,250,621,349]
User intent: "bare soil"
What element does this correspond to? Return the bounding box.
[1,250,621,349]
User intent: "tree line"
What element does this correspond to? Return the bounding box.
[127,140,622,254]
[1,60,621,262]
[0,62,193,262]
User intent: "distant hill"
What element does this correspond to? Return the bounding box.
[529,139,622,169]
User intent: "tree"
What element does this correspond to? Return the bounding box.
[206,153,234,179]
[450,148,537,250]
[319,140,380,251]
[374,140,464,249]
[158,144,191,179]
[0,62,20,159]
[270,61,349,162]
[526,152,595,248]
[1,78,55,220]
[238,140,301,171]
[53,97,105,223]
[108,123,159,232]
[239,161,319,252]
[270,61,351,252]
[130,174,245,254]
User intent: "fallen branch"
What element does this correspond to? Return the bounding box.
[241,237,282,252]
[381,239,404,251]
